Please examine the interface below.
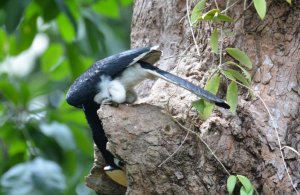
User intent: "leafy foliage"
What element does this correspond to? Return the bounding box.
[1,157,66,195]
[222,69,251,87]
[201,9,233,22]
[226,175,257,195]
[192,74,221,120]
[252,0,292,20]
[191,0,206,25]
[286,0,292,4]
[210,29,219,54]
[253,0,267,20]
[189,1,275,194]
[191,2,253,118]
[227,175,237,195]
[0,0,133,194]
[190,1,295,194]
[225,48,252,69]
[226,81,238,114]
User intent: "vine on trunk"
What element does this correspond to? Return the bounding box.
[189,0,298,194]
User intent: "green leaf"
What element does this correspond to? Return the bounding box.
[0,80,19,105]
[92,0,119,18]
[51,59,71,81]
[7,36,16,55]
[223,69,250,87]
[0,103,6,126]
[201,9,233,22]
[192,99,205,113]
[215,13,233,22]
[191,0,206,25]
[194,99,213,121]
[226,81,238,114]
[3,0,29,33]
[204,74,220,94]
[286,0,292,4]
[227,175,237,195]
[220,69,236,81]
[223,67,255,99]
[54,0,78,32]
[236,65,252,83]
[201,9,219,21]
[1,157,66,194]
[66,44,89,79]
[226,48,252,69]
[24,0,41,20]
[237,175,253,193]
[56,13,75,43]
[225,61,252,81]
[11,15,37,55]
[249,188,255,195]
[41,44,64,74]
[253,0,267,20]
[35,0,60,22]
[81,11,107,58]
[19,82,31,106]
[121,0,133,6]
[193,74,220,120]
[210,29,218,54]
[40,122,75,151]
[240,187,248,195]
[8,139,27,156]
[64,0,80,20]
[0,29,7,60]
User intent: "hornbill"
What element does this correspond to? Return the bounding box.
[66,46,230,187]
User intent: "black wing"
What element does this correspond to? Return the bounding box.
[66,47,162,107]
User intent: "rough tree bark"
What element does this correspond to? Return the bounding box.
[86,0,300,194]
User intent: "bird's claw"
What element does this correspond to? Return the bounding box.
[101,99,119,107]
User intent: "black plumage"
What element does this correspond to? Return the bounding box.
[66,46,229,173]
[66,47,161,107]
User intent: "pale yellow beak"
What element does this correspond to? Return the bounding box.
[104,166,128,187]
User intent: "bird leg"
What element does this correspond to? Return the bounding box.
[101,98,120,107]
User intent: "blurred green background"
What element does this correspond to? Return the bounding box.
[0,0,133,194]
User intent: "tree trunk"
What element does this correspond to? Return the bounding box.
[86,0,300,194]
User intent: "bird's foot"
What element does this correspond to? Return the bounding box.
[101,99,119,107]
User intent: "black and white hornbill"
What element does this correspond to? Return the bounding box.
[66,46,230,187]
